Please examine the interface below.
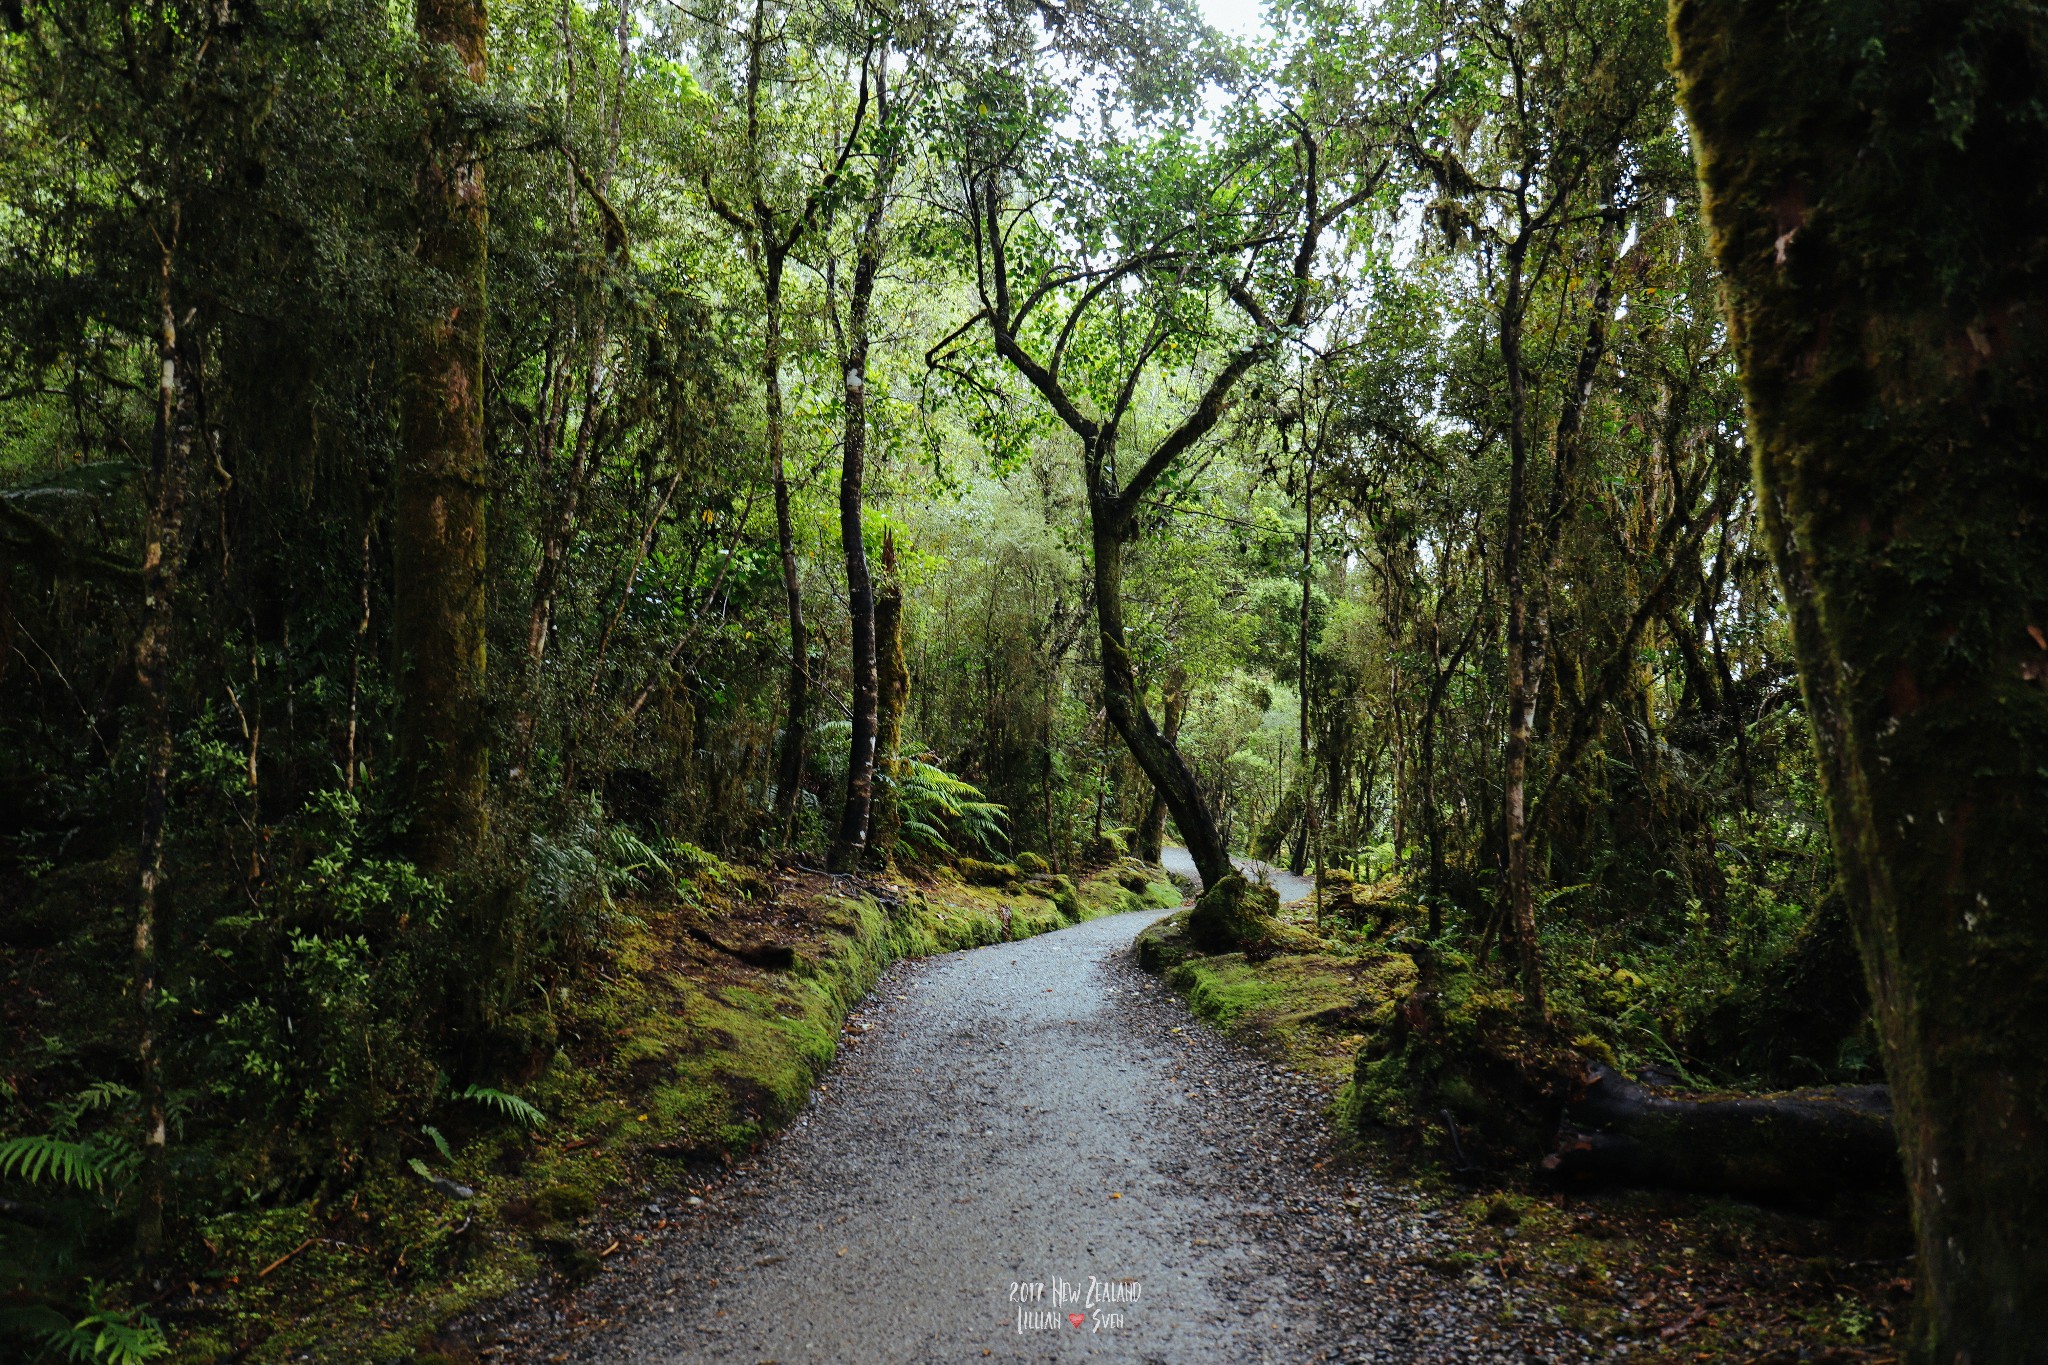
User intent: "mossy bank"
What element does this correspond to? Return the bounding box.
[1135,897,1914,1360]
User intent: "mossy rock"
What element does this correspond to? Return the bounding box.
[958,857,1019,886]
[1185,873,1279,952]
[1134,909,1196,973]
[1084,828,1130,863]
[532,1182,596,1223]
[1042,874,1081,921]
[1014,851,1052,875]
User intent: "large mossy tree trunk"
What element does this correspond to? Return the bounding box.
[1672,1,2048,1356]
[828,187,884,871]
[396,0,489,875]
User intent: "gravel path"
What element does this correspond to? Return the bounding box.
[478,907,1573,1364]
[1160,846,1315,904]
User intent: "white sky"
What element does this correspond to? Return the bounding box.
[1198,0,1271,41]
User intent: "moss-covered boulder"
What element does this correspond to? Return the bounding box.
[1185,872,1279,952]
[1014,851,1052,875]
[957,857,1020,886]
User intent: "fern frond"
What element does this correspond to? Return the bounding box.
[0,1135,106,1190]
[421,1124,453,1162]
[456,1085,546,1129]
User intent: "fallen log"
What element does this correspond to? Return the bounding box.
[1539,1062,1899,1203]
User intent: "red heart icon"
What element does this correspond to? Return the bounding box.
[1067,1313,1085,1328]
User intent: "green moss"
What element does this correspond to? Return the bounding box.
[957,857,1019,886]
[1015,851,1051,875]
[531,1182,594,1222]
[1185,873,1278,951]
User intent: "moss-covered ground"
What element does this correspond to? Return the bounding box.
[159,858,1175,1363]
[1135,899,1913,1362]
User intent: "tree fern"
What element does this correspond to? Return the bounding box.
[891,757,1007,858]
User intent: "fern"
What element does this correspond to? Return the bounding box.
[421,1124,453,1162]
[0,1135,108,1191]
[1,1290,169,1364]
[891,756,1007,858]
[456,1085,545,1129]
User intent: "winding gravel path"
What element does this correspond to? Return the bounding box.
[480,907,1570,1364]
[1158,846,1315,904]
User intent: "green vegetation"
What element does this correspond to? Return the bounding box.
[1,0,2041,1355]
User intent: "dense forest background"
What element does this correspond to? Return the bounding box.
[11,0,2020,1356]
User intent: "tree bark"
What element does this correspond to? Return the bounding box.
[869,531,908,866]
[1090,497,1232,888]
[132,226,193,1269]
[396,0,489,874]
[1497,230,1548,1016]
[829,143,888,871]
[1136,665,1184,865]
[763,262,809,842]
[1672,1,2048,1356]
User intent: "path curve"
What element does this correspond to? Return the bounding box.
[476,906,1560,1363]
[1158,845,1316,904]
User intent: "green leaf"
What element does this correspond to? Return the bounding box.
[456,1085,546,1129]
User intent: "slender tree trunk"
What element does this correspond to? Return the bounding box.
[869,531,908,867]
[1136,665,1185,864]
[829,184,886,871]
[1292,459,1314,878]
[396,0,490,874]
[1674,3,2048,1356]
[762,262,809,841]
[132,231,192,1270]
[1089,492,1230,888]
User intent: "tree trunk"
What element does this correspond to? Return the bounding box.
[132,231,193,1269]
[1541,1063,1898,1204]
[762,263,808,842]
[1290,453,1316,879]
[396,0,489,874]
[1090,500,1230,889]
[1497,235,1548,1017]
[1136,665,1185,865]
[869,531,908,866]
[829,185,885,872]
[1672,2,2048,1356]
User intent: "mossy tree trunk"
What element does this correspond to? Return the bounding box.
[1672,0,2048,1356]
[828,189,884,871]
[830,57,901,871]
[869,531,908,866]
[396,0,489,875]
